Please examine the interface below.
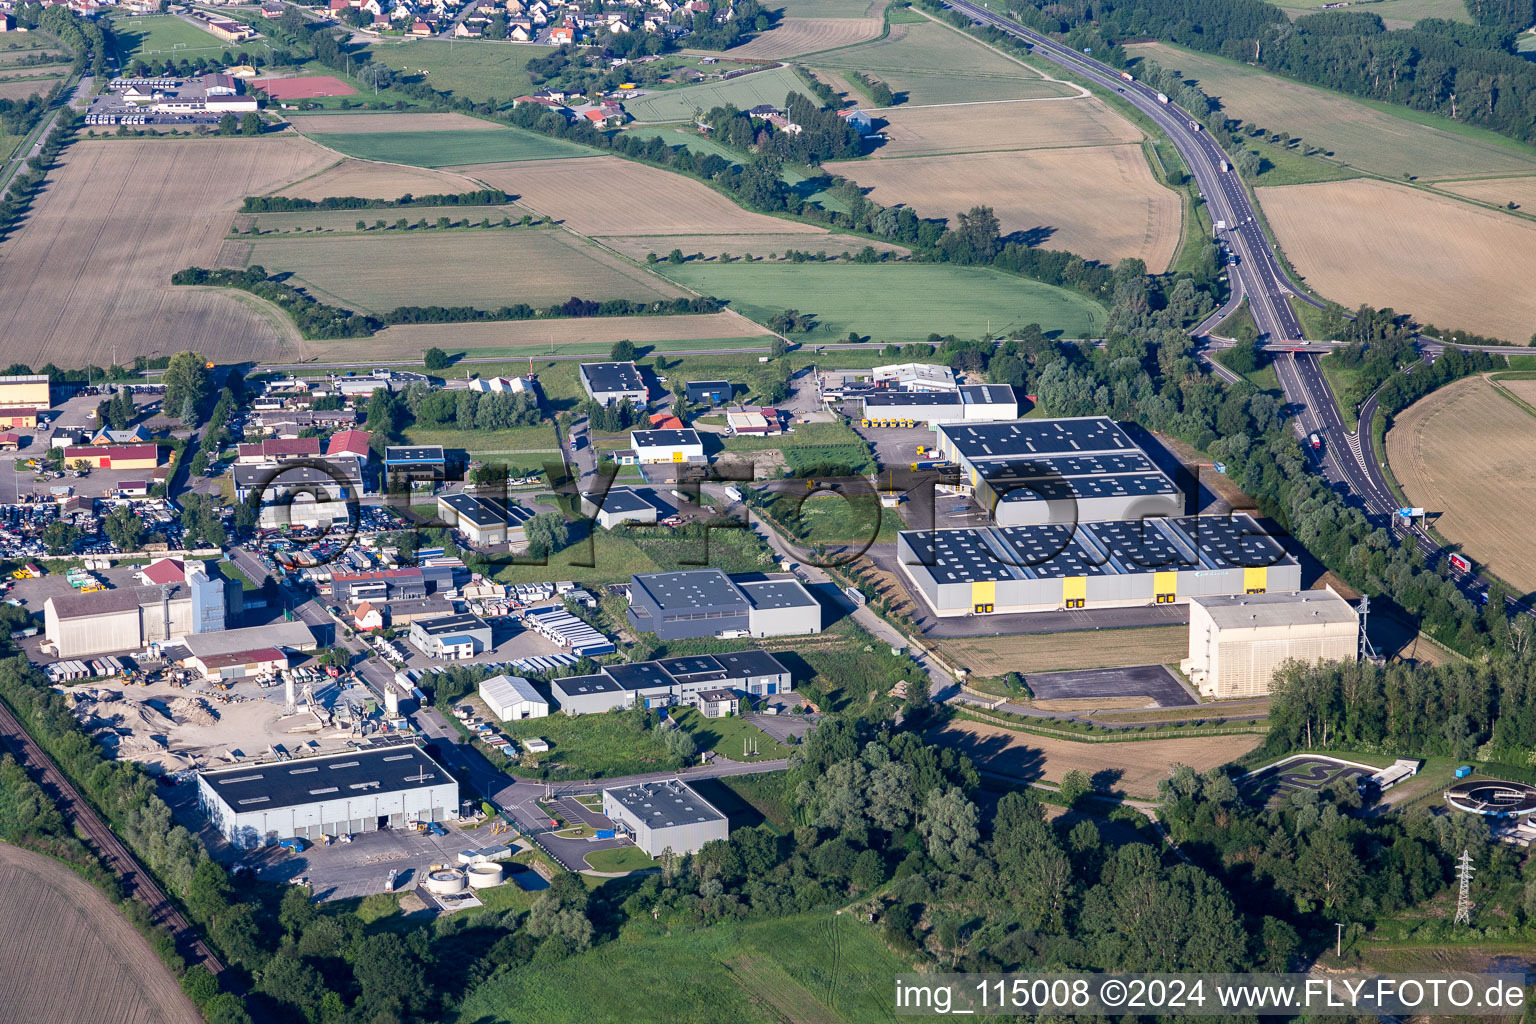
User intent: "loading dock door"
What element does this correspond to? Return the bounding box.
[1244,567,1268,594]
[1062,576,1087,609]
[1154,570,1177,604]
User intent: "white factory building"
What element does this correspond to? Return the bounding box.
[1181,588,1359,699]
[629,428,705,465]
[861,384,1021,426]
[197,744,459,849]
[479,674,549,721]
[43,562,227,658]
[871,362,957,392]
[602,779,729,856]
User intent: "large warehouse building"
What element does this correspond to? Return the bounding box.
[861,384,1021,426]
[1182,588,1358,699]
[198,744,459,849]
[552,649,791,715]
[43,562,228,657]
[898,513,1300,617]
[580,361,648,407]
[935,416,1183,526]
[602,779,729,856]
[626,569,822,641]
[436,493,535,547]
[0,373,51,409]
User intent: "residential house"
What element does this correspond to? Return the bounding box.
[354,601,384,631]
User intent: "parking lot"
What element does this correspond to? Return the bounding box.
[1024,665,1197,708]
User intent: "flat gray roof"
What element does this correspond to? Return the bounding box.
[200,744,449,812]
[580,361,646,393]
[631,428,700,448]
[630,569,747,612]
[605,779,725,829]
[739,579,818,610]
[1193,589,1356,628]
[414,612,488,636]
[588,486,655,514]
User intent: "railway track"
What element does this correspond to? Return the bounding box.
[0,700,226,978]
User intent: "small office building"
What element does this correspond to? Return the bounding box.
[436,493,535,547]
[551,649,792,715]
[685,380,732,405]
[479,674,549,721]
[603,779,728,856]
[1182,588,1359,700]
[861,385,1021,426]
[579,362,648,407]
[629,428,704,465]
[383,445,447,478]
[627,569,821,641]
[408,612,492,660]
[580,486,660,529]
[198,744,458,849]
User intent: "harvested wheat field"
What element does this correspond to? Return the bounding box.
[1434,175,1536,211]
[1386,374,1536,593]
[0,844,200,1024]
[826,146,1179,269]
[869,96,1132,157]
[937,625,1189,677]
[459,156,825,236]
[727,16,885,58]
[931,718,1262,799]
[0,137,334,366]
[597,232,907,260]
[0,78,60,101]
[248,229,685,313]
[287,112,500,133]
[275,157,487,201]
[1259,180,1536,341]
[318,311,772,359]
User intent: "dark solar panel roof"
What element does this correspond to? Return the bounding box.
[1174,514,1292,569]
[712,650,788,679]
[975,451,1158,482]
[959,384,1018,404]
[996,472,1179,504]
[655,654,728,683]
[554,674,624,697]
[604,661,676,692]
[441,493,533,528]
[864,392,961,407]
[994,525,1109,578]
[200,744,448,812]
[901,529,1021,584]
[939,416,1136,461]
[1085,518,1192,571]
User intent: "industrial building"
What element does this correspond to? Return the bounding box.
[236,437,321,464]
[383,446,447,477]
[44,563,228,657]
[898,513,1300,617]
[0,373,50,409]
[603,779,728,856]
[1181,588,1359,699]
[551,649,791,715]
[861,384,1021,426]
[626,569,822,641]
[629,428,704,465]
[580,486,660,529]
[872,363,957,392]
[184,647,288,683]
[685,380,732,405]
[63,443,161,471]
[409,612,492,660]
[177,621,319,660]
[197,744,459,849]
[579,361,648,407]
[935,417,1183,526]
[233,460,364,529]
[330,568,427,605]
[436,493,535,547]
[479,674,549,721]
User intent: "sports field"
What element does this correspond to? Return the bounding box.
[1126,42,1536,182]
[306,127,593,168]
[825,145,1179,269]
[0,844,201,1024]
[1386,374,1536,593]
[1258,179,1536,342]
[459,913,906,1024]
[932,718,1263,799]
[937,625,1189,677]
[656,261,1104,341]
[367,39,547,104]
[867,97,1136,158]
[459,156,826,236]
[246,228,685,313]
[0,137,335,366]
[275,157,486,200]
[108,13,229,58]
[620,65,811,122]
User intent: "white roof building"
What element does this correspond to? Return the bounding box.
[479,674,549,721]
[872,362,958,392]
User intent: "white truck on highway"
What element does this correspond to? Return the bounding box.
[1220,159,1230,172]
[1157,92,1168,104]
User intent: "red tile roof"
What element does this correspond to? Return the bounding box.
[326,429,372,457]
[140,557,185,586]
[64,443,159,461]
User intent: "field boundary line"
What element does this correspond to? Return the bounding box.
[954,708,1266,743]
[907,3,1088,96]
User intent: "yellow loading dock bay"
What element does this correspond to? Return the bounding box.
[896,513,1298,617]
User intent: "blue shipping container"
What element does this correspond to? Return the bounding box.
[1455,765,1474,778]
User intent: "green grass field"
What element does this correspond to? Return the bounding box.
[1126,42,1536,182]
[583,847,657,873]
[366,39,547,104]
[657,262,1104,341]
[306,128,594,168]
[403,424,560,460]
[457,912,908,1024]
[667,707,790,762]
[1274,0,1468,24]
[246,228,678,312]
[812,20,1062,104]
[621,65,812,123]
[109,14,241,58]
[776,0,881,15]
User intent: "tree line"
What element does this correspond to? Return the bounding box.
[240,189,510,213]
[701,92,863,165]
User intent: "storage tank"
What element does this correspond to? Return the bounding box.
[424,868,468,895]
[467,863,503,889]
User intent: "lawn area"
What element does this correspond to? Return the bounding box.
[583,847,657,873]
[502,710,674,781]
[403,424,561,460]
[710,771,798,831]
[307,128,594,168]
[621,65,811,123]
[767,488,896,546]
[667,707,790,762]
[108,14,237,59]
[457,912,910,1024]
[1318,357,1363,430]
[367,39,548,104]
[656,262,1104,342]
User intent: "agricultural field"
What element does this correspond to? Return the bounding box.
[1257,179,1536,341]
[619,65,812,123]
[0,77,62,101]
[458,912,906,1024]
[366,39,548,104]
[305,127,594,168]
[107,13,233,59]
[596,232,906,260]
[0,62,69,80]
[825,145,1179,269]
[0,844,200,1024]
[274,157,486,200]
[726,17,886,59]
[936,625,1190,677]
[657,259,1105,342]
[0,137,335,366]
[459,156,825,236]
[811,20,1057,104]
[1433,174,1536,212]
[932,717,1263,799]
[245,228,686,312]
[867,97,1134,158]
[321,311,773,361]
[1273,0,1469,28]
[286,112,502,133]
[1126,42,1536,182]
[1385,374,1536,594]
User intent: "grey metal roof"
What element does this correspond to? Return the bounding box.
[199,744,449,812]
[553,673,625,697]
[233,460,361,489]
[739,579,818,610]
[441,493,534,529]
[605,778,725,829]
[384,445,446,464]
[413,612,489,636]
[630,569,747,613]
[580,361,646,394]
[588,486,655,514]
[959,384,1019,405]
[481,674,545,707]
[939,416,1137,462]
[900,530,1022,584]
[712,650,788,679]
[604,661,676,692]
[630,429,701,449]
[1193,589,1356,628]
